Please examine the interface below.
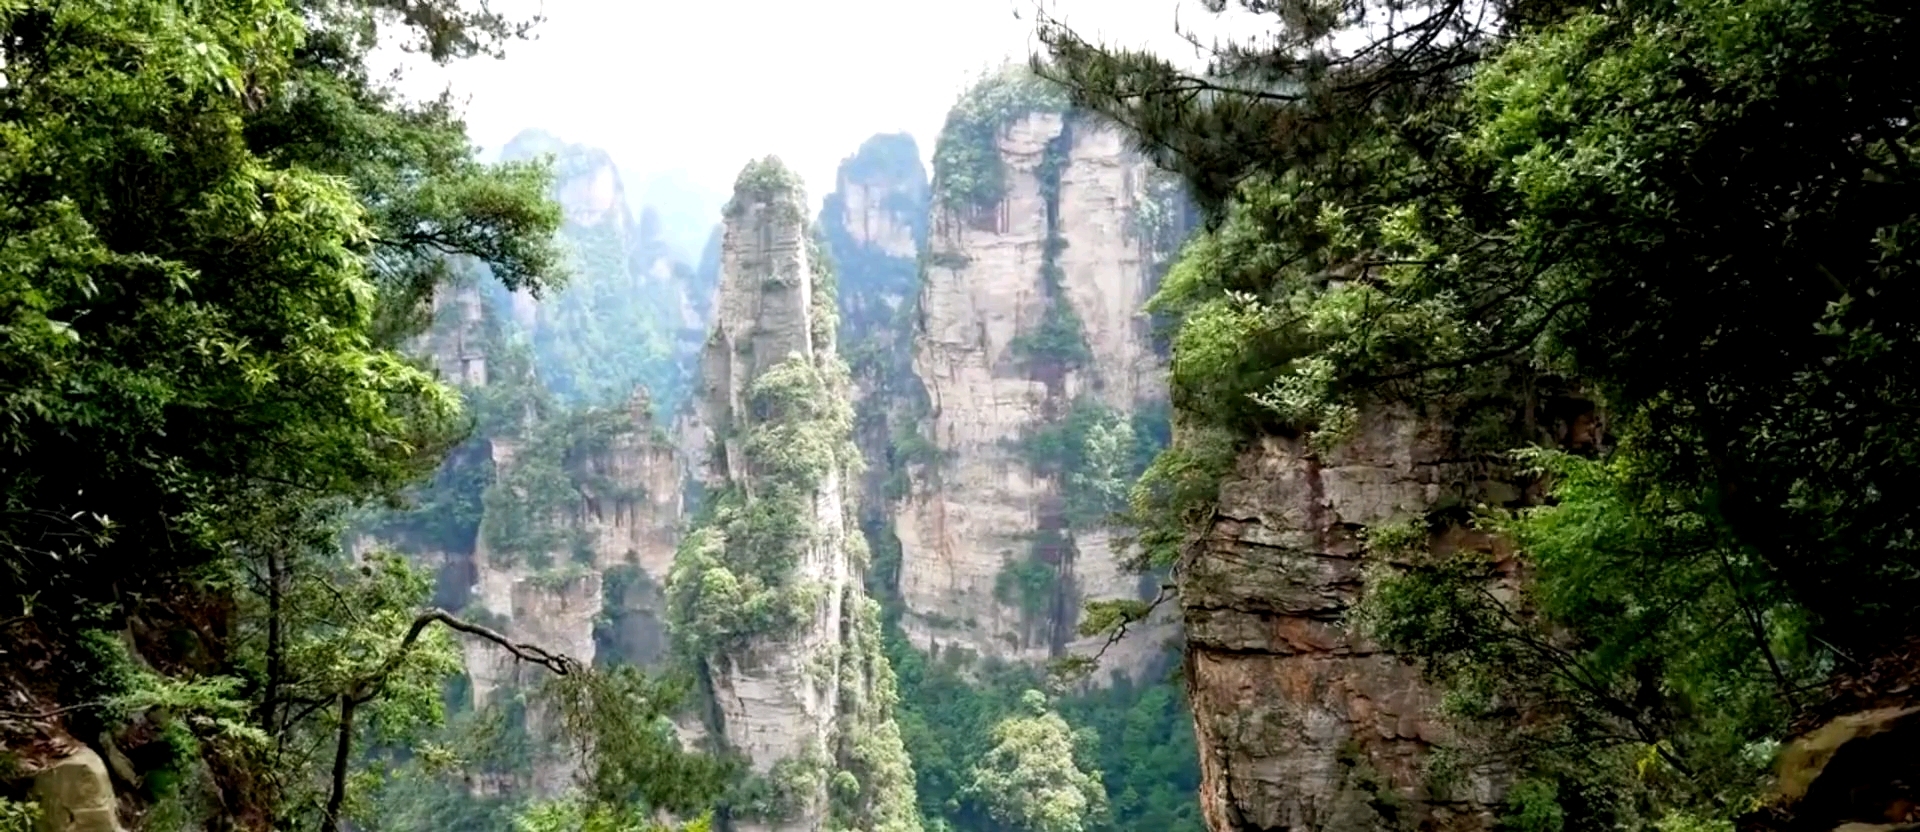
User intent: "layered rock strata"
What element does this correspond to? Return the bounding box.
[817,134,930,618]
[1183,402,1597,830]
[463,388,684,702]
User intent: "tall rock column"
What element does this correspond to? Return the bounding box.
[668,158,919,832]
[893,72,1188,674]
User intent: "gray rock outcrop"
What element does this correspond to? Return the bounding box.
[30,747,123,832]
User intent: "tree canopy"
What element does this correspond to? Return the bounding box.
[1043,0,1920,825]
[0,1,721,828]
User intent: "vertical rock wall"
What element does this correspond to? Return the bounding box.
[817,133,930,635]
[463,388,685,705]
[383,134,709,800]
[1182,400,1597,830]
[894,104,1178,674]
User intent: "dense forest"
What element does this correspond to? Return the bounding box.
[3,0,1918,831]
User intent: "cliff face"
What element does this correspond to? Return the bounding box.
[817,134,929,623]
[669,158,919,832]
[377,134,716,799]
[464,388,685,700]
[892,94,1181,672]
[404,134,712,697]
[1181,401,1601,831]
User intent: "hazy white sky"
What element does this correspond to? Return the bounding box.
[389,0,1243,218]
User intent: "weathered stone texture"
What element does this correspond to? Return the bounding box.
[685,159,914,832]
[1185,412,1509,832]
[30,747,125,832]
[896,112,1174,674]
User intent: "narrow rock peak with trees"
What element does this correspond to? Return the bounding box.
[3,1,1917,831]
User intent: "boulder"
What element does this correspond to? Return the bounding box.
[29,747,123,832]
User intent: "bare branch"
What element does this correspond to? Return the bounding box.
[322,608,576,832]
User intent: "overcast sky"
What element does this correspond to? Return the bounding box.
[386,0,1246,223]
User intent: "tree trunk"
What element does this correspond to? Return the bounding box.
[323,694,357,832]
[260,549,284,735]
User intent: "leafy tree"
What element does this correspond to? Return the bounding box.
[963,690,1108,832]
[0,798,35,832]
[0,1,724,829]
[513,798,713,832]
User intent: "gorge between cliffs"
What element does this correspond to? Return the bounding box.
[3,4,1916,832]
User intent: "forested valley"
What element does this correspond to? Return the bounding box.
[2,0,1917,831]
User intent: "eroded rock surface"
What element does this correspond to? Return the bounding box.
[896,110,1178,674]
[675,157,919,832]
[30,747,124,832]
[1184,412,1512,831]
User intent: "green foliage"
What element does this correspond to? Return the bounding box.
[744,357,857,486]
[1355,446,1809,821]
[541,666,734,815]
[994,557,1061,618]
[885,625,1199,832]
[371,436,495,553]
[1020,398,1140,530]
[932,67,1071,212]
[668,350,861,656]
[0,0,485,607]
[1500,780,1565,832]
[1050,0,1920,821]
[1073,600,1153,640]
[1005,297,1092,370]
[829,590,923,832]
[514,798,713,832]
[0,799,38,832]
[1119,424,1238,570]
[527,219,682,407]
[0,0,747,829]
[964,690,1108,832]
[890,426,943,479]
[1008,130,1092,370]
[1054,678,1201,831]
[64,630,138,730]
[495,131,702,414]
[478,403,642,567]
[838,133,929,195]
[665,525,777,657]
[727,749,830,823]
[727,157,807,221]
[357,702,534,832]
[514,798,711,832]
